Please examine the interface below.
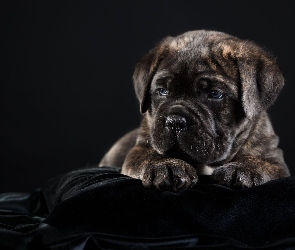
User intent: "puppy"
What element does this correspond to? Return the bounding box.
[99,30,290,191]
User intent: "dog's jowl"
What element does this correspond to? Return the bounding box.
[99,30,290,191]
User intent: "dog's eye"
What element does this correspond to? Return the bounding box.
[208,90,224,99]
[157,88,168,96]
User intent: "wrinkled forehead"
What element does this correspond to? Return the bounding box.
[151,33,240,97]
[157,32,239,80]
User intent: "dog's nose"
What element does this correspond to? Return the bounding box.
[165,115,188,133]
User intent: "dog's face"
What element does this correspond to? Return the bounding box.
[133,30,284,165]
[148,60,243,165]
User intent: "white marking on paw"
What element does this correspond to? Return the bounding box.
[199,165,214,175]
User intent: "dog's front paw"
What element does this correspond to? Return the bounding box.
[212,162,270,189]
[141,159,198,191]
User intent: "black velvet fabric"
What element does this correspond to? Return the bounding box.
[1,167,295,249]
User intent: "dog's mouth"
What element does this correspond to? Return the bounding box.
[165,143,196,163]
[152,123,221,164]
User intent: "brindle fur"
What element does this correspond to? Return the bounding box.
[99,30,290,191]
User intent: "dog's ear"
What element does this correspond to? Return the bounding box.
[236,41,284,119]
[133,37,172,113]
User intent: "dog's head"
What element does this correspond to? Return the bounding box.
[133,30,284,165]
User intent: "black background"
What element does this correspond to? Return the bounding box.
[1,0,294,192]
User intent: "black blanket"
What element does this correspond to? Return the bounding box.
[0,166,295,249]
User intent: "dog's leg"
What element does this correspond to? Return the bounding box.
[122,144,198,191]
[212,156,289,189]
